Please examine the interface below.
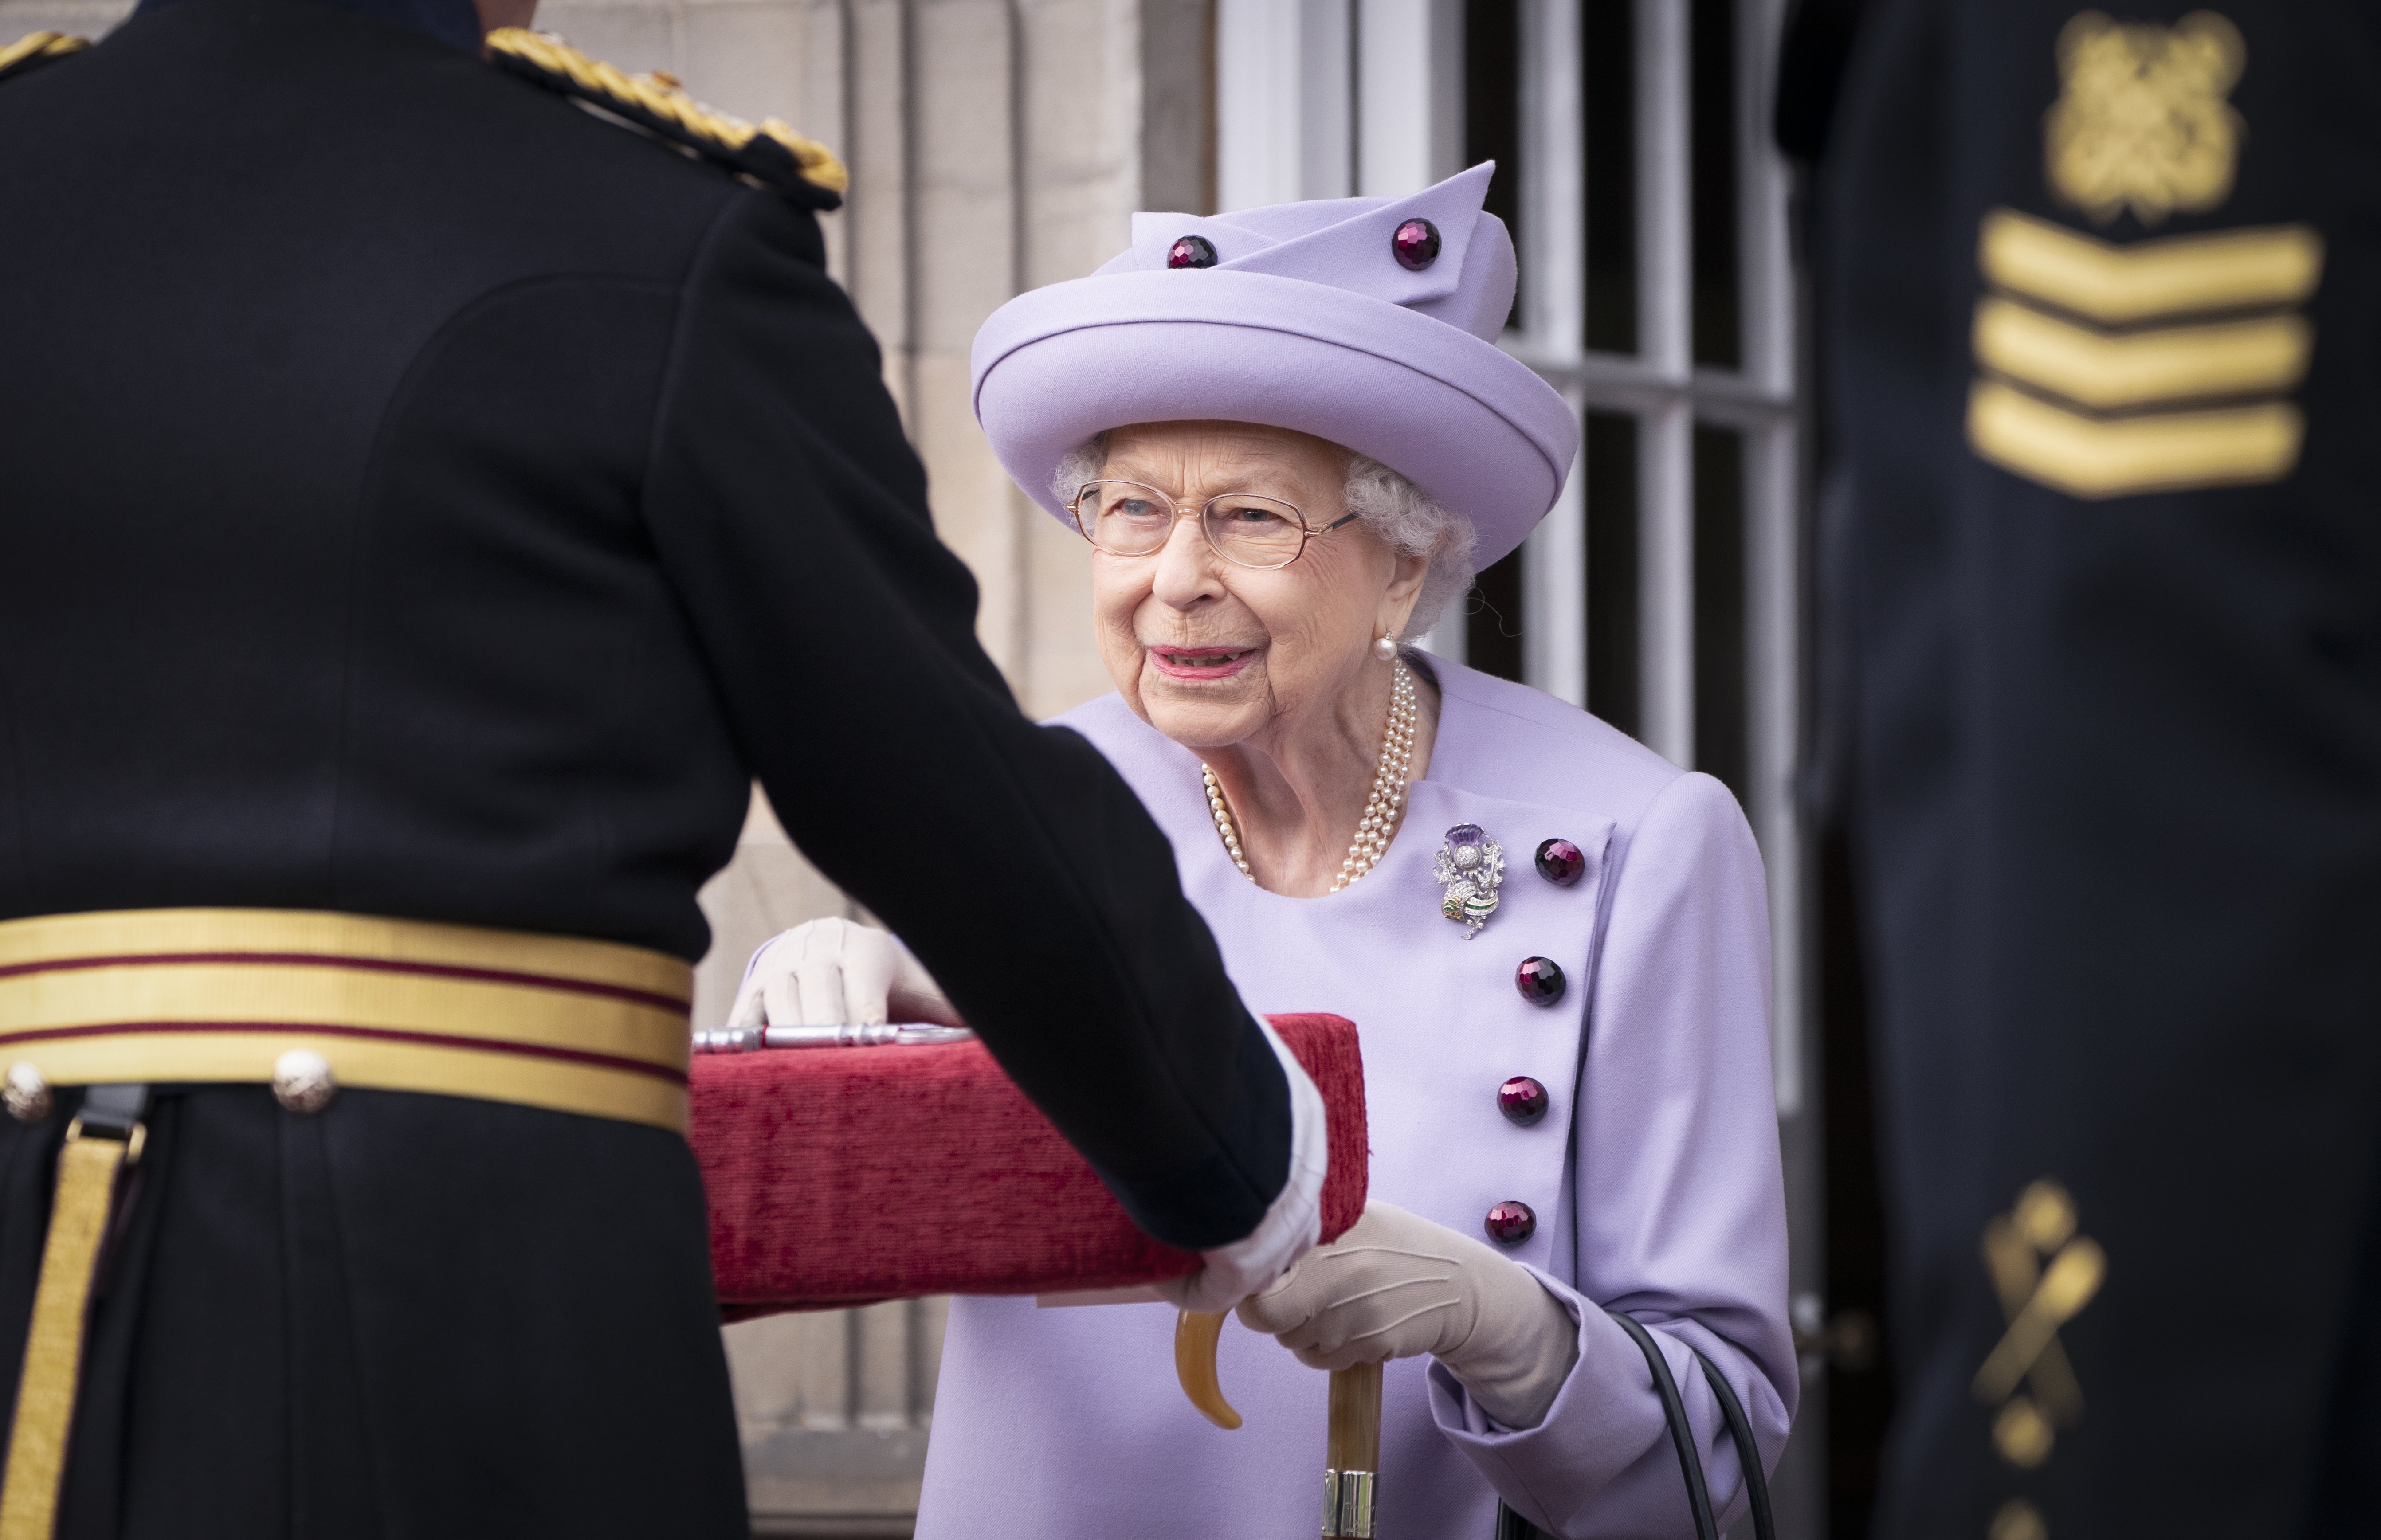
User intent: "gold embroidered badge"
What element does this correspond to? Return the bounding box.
[0,30,89,86]
[1989,1498,2049,1540]
[1974,1180,2104,1470]
[2045,10,2245,227]
[1968,15,2319,501]
[485,29,847,204]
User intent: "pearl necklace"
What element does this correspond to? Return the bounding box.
[1202,659,1418,893]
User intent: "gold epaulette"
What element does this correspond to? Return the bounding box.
[0,31,90,86]
[486,28,846,208]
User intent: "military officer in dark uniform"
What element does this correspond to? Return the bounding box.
[1804,0,2381,1535]
[0,0,1326,1533]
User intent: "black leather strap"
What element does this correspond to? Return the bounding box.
[1694,1346,1776,1540]
[1491,1311,1774,1540]
[1605,1311,1719,1540]
[75,1083,149,1139]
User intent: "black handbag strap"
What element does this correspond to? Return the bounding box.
[1605,1310,1719,1540]
[1693,1342,1776,1540]
[1492,1309,1774,1540]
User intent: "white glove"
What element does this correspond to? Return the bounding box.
[1236,1199,1581,1430]
[727,918,963,1030]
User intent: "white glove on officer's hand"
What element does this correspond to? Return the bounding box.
[1236,1199,1581,1430]
[728,918,963,1030]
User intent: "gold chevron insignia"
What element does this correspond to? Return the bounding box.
[1969,379,2301,500]
[1981,210,2324,327]
[1974,297,2310,411]
[0,31,90,85]
[485,29,847,204]
[1971,208,2322,498]
[1976,17,2309,498]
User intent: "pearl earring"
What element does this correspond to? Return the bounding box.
[1373,635,1399,662]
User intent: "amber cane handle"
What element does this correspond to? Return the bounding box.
[1174,1311,1243,1430]
[1322,1360,1383,1537]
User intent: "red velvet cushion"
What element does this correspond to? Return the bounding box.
[695,1013,1366,1314]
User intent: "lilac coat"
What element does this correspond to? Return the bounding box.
[914,658,1797,1539]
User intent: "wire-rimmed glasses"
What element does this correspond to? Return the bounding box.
[1066,480,1363,570]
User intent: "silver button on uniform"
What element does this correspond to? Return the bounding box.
[272,1049,337,1113]
[4,1062,51,1124]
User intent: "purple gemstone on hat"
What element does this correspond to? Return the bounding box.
[1167,235,1218,270]
[1484,1200,1536,1246]
[1535,838,1586,886]
[1498,1076,1549,1126]
[1392,218,1441,271]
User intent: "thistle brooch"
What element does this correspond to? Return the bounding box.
[1432,823,1504,939]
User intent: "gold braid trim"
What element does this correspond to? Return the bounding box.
[0,1127,130,1540]
[0,31,90,85]
[486,28,847,200]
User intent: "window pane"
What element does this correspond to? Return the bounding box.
[1690,0,1742,368]
[1464,548,1526,685]
[1692,423,1746,797]
[1583,0,1637,354]
[1585,411,1640,733]
[1463,1,1523,335]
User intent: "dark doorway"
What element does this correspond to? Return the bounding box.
[1820,825,1893,1537]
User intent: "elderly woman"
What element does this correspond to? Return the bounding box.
[732,165,1793,1538]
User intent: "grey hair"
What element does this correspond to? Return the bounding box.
[1051,434,1477,641]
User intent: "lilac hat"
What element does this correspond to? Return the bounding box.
[969,164,1577,570]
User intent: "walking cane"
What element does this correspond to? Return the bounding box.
[1322,1360,1382,1538]
[1175,1314,1383,1539]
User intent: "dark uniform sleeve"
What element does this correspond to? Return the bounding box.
[639,192,1289,1251]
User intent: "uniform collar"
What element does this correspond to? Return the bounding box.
[133,0,486,55]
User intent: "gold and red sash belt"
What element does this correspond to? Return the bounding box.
[0,907,692,1539]
[0,907,695,1133]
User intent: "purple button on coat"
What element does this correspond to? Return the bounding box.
[1514,955,1565,1005]
[1484,1200,1538,1245]
[1498,1076,1550,1126]
[1535,837,1586,885]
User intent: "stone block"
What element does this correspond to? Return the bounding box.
[0,0,133,42]
[1023,501,1112,719]
[910,0,1016,349]
[910,349,1025,674]
[679,0,806,125]
[839,0,910,361]
[692,786,852,1031]
[535,0,672,79]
